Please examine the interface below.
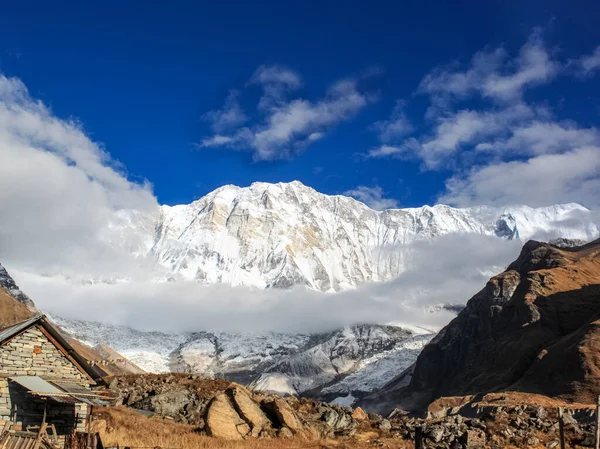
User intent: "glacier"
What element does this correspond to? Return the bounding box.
[52,315,434,400]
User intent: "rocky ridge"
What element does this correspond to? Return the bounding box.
[106,374,598,447]
[362,238,600,414]
[55,316,433,400]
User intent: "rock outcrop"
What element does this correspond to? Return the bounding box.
[362,239,600,414]
[109,373,367,439]
[205,393,249,440]
[0,263,37,311]
[226,383,271,436]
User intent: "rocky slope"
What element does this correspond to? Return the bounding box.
[104,373,598,448]
[0,262,37,311]
[116,181,597,291]
[362,238,600,414]
[53,316,433,401]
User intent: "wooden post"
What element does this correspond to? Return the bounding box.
[559,407,566,449]
[32,422,48,449]
[415,424,424,449]
[87,405,94,449]
[42,401,47,426]
[595,396,600,449]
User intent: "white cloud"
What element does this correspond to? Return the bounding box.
[366,139,420,159]
[0,74,159,276]
[200,68,375,161]
[440,146,600,208]
[482,32,558,102]
[372,100,413,143]
[418,30,558,105]
[13,233,524,333]
[343,185,399,210]
[412,104,537,168]
[366,30,600,210]
[477,121,600,156]
[570,45,600,77]
[202,89,247,133]
[248,65,303,111]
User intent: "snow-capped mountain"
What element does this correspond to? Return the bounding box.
[117,181,598,291]
[52,315,433,402]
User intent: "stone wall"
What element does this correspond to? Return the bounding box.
[0,325,91,447]
[0,325,88,380]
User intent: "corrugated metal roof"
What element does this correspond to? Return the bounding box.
[9,376,80,404]
[10,376,63,394]
[0,315,43,345]
[9,376,110,405]
[51,381,112,406]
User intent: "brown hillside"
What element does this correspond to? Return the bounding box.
[0,287,34,328]
[362,238,600,414]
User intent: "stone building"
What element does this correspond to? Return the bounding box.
[0,315,107,447]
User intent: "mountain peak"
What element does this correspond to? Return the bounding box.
[128,183,600,291]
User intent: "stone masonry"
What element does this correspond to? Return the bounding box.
[0,324,91,447]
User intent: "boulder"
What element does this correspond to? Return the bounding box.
[461,429,486,448]
[427,427,445,443]
[262,398,304,432]
[205,393,247,440]
[278,427,294,438]
[227,384,271,436]
[352,407,369,421]
[379,419,391,431]
[150,390,191,418]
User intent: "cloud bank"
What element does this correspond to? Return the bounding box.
[13,233,523,334]
[0,75,159,277]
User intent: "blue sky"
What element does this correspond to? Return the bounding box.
[1,1,599,209]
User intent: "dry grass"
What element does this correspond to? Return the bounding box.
[0,288,34,328]
[93,406,408,449]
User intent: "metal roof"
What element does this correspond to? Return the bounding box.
[9,376,111,406]
[0,315,43,345]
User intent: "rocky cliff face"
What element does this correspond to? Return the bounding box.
[116,181,597,291]
[0,263,37,311]
[363,239,600,413]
